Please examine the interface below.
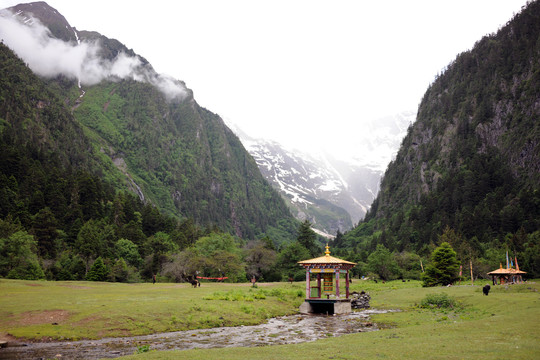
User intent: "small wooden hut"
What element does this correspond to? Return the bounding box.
[297,245,356,315]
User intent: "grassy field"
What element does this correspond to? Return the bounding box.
[1,279,539,359]
[0,279,304,340]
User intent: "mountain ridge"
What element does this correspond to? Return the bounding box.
[0,1,298,243]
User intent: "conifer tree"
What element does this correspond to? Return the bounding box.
[422,242,460,287]
[86,257,109,281]
[297,220,320,257]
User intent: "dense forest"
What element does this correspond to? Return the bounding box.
[0,15,315,283]
[334,1,540,279]
[1,1,539,284]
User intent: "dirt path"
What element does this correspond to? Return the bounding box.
[0,309,394,359]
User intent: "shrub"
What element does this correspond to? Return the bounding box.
[419,293,458,309]
[135,345,150,354]
[109,258,129,282]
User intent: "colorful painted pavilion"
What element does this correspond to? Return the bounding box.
[297,245,356,314]
[488,263,526,285]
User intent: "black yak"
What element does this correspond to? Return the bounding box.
[483,284,491,296]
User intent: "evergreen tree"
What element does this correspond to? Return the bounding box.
[31,207,58,259]
[53,251,86,281]
[277,241,311,281]
[115,238,142,267]
[86,257,109,281]
[439,226,474,263]
[75,220,103,274]
[422,242,460,287]
[297,220,320,257]
[333,230,344,248]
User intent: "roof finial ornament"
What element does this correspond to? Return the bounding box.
[325,243,330,256]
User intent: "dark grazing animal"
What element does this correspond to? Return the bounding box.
[483,284,491,296]
[183,274,200,288]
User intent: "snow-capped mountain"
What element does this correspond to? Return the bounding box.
[229,111,415,237]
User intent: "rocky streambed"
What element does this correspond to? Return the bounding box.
[0,309,395,359]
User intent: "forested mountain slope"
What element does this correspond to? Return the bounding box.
[337,1,540,276]
[0,40,176,278]
[1,1,296,242]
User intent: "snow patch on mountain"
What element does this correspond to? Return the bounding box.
[227,111,415,235]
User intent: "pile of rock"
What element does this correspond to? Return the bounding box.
[351,291,371,309]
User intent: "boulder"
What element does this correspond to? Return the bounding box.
[351,291,371,309]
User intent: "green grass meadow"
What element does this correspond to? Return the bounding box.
[1,279,539,359]
[0,280,303,340]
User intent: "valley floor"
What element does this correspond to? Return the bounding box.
[0,279,538,359]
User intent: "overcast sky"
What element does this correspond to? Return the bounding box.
[0,0,530,156]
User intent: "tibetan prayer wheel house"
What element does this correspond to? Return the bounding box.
[488,263,526,285]
[298,245,356,315]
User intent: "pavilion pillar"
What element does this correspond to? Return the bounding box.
[306,270,311,298]
[345,270,350,298]
[335,270,340,298]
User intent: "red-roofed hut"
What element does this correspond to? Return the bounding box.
[297,245,356,314]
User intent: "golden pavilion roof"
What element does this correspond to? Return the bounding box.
[298,245,356,266]
[487,263,527,275]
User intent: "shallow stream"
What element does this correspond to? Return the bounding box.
[0,309,393,359]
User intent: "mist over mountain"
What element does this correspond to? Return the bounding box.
[0,2,186,100]
[347,111,416,171]
[0,1,297,243]
[229,111,413,237]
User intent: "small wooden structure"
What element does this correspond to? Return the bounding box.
[297,245,356,315]
[487,263,526,285]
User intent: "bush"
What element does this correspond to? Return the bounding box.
[53,252,86,280]
[109,258,129,282]
[419,293,458,309]
[7,261,45,280]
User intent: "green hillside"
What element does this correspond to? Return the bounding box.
[3,1,297,241]
[336,1,540,277]
[67,77,294,239]
[0,2,305,283]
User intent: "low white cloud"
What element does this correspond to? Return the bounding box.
[151,74,187,101]
[0,11,186,100]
